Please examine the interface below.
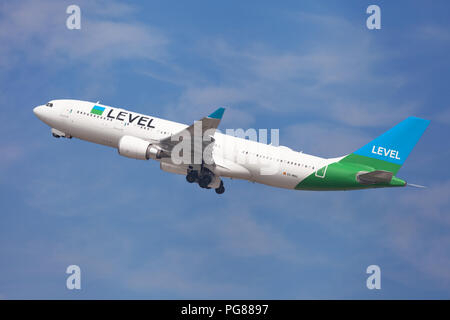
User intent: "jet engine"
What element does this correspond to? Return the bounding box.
[117,135,162,160]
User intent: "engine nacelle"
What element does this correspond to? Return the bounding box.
[118,135,162,160]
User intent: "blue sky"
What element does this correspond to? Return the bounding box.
[1,0,450,299]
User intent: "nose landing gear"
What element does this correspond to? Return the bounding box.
[51,128,71,139]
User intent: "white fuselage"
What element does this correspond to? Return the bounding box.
[34,99,339,190]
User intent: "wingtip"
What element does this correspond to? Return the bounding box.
[208,107,225,119]
[407,116,431,125]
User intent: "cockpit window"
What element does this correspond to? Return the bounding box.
[46,102,53,107]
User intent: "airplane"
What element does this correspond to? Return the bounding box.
[33,99,429,194]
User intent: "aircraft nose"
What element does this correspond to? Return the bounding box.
[33,105,44,118]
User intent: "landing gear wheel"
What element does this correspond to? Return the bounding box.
[198,175,212,188]
[52,133,60,138]
[215,181,225,194]
[186,171,197,183]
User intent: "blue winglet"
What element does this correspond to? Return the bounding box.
[208,107,225,119]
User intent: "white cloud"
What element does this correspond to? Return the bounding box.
[0,144,25,167]
[399,180,450,226]
[217,211,297,258]
[161,11,417,129]
[417,25,450,43]
[284,122,370,157]
[328,100,420,128]
[125,249,247,297]
[0,0,168,69]
[431,107,450,125]
[374,180,450,287]
[164,86,256,127]
[172,207,298,261]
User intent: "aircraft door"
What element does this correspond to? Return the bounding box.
[315,165,328,178]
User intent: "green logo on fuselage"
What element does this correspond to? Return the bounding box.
[90,105,105,115]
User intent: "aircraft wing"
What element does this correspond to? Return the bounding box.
[157,107,225,166]
[356,170,393,185]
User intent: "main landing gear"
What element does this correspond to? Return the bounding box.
[186,171,197,183]
[186,169,225,194]
[215,181,225,194]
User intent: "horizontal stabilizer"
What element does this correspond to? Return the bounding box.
[356,170,393,185]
